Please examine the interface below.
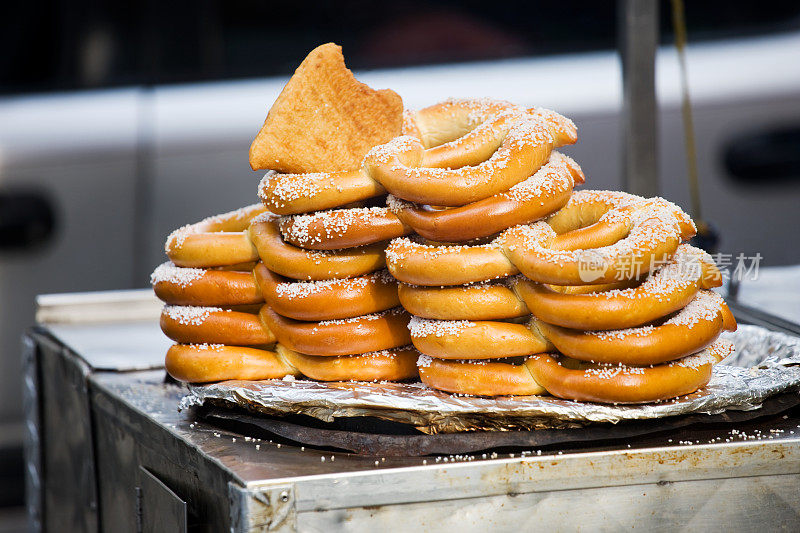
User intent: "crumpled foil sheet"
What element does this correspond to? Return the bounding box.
[181,325,800,433]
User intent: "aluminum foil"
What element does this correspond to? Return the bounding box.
[181,325,800,433]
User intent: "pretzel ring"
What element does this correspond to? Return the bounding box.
[546,190,639,240]
[386,190,697,286]
[160,305,275,346]
[501,200,695,286]
[364,119,557,207]
[532,290,736,365]
[276,344,419,382]
[151,262,263,306]
[278,207,412,250]
[165,343,299,383]
[387,152,582,242]
[402,98,521,156]
[259,306,411,356]
[400,99,576,171]
[249,217,386,280]
[398,279,528,320]
[254,263,399,321]
[386,237,518,286]
[417,354,546,396]
[165,204,266,268]
[516,244,722,330]
[259,169,386,215]
[526,339,734,403]
[409,317,547,360]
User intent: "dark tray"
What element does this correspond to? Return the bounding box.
[199,391,800,456]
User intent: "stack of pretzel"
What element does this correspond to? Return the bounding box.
[151,204,295,382]
[151,43,737,404]
[152,43,421,384]
[392,188,737,403]
[373,99,735,403]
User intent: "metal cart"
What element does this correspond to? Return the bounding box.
[23,290,800,532]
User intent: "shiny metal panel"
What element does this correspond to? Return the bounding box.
[90,373,240,533]
[137,466,187,533]
[32,330,98,533]
[297,474,800,532]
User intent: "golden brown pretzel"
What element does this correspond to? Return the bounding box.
[399,279,528,321]
[248,216,386,280]
[516,244,722,330]
[364,116,558,206]
[417,354,546,396]
[160,305,276,346]
[502,202,695,286]
[547,190,638,237]
[387,152,584,242]
[259,306,412,356]
[386,190,697,287]
[402,98,578,152]
[526,339,734,403]
[165,204,266,268]
[402,98,522,155]
[254,263,399,321]
[386,237,518,286]
[165,343,299,383]
[278,206,412,250]
[151,262,263,306]
[259,169,387,215]
[532,290,737,365]
[409,317,547,359]
[394,99,576,176]
[276,344,419,382]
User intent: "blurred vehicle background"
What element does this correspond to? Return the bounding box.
[1,0,800,521]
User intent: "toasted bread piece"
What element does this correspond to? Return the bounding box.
[249,43,403,172]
